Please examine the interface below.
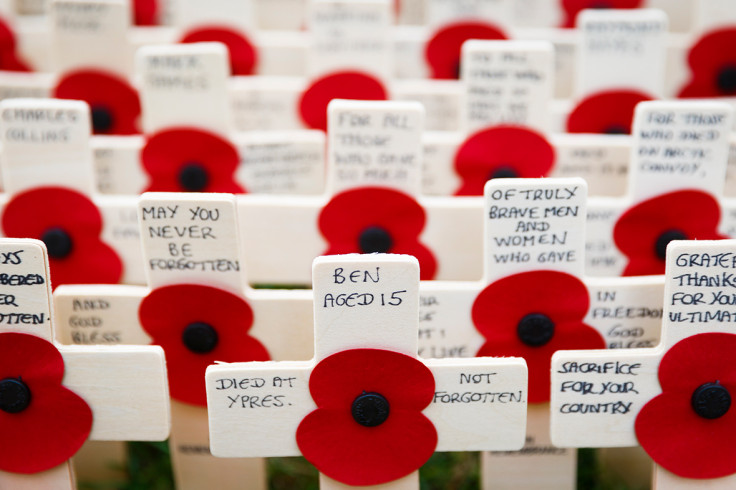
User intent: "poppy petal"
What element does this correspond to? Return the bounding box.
[298,71,388,131]
[0,18,31,71]
[181,26,258,75]
[139,285,269,406]
[318,187,437,279]
[0,333,93,474]
[613,190,726,277]
[566,90,653,135]
[425,21,507,80]
[1,187,123,287]
[454,126,556,196]
[54,70,141,135]
[678,29,736,98]
[141,128,245,193]
[134,0,158,25]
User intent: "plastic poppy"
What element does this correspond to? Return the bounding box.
[54,70,141,135]
[454,126,556,196]
[566,90,652,134]
[679,28,736,98]
[1,187,123,288]
[561,0,643,28]
[133,0,158,25]
[613,190,727,277]
[299,71,388,131]
[318,187,437,280]
[0,332,93,474]
[139,284,269,406]
[0,17,31,71]
[472,271,605,403]
[181,26,258,75]
[296,349,437,486]
[636,333,736,479]
[141,127,245,193]
[425,21,507,80]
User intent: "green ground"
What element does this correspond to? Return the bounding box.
[79,442,645,489]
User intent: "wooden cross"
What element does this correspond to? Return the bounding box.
[238,98,484,285]
[205,253,528,489]
[585,99,734,277]
[551,239,736,488]
[0,238,169,490]
[54,191,315,490]
[0,97,145,285]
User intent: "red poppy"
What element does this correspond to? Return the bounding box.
[425,21,507,80]
[2,187,123,288]
[636,333,736,479]
[613,190,726,277]
[139,284,269,406]
[0,332,93,474]
[472,271,604,403]
[454,126,555,196]
[0,17,31,71]
[298,71,387,131]
[141,127,245,193]
[561,0,644,28]
[566,89,652,134]
[133,0,158,26]
[296,349,436,486]
[679,28,736,98]
[181,26,258,75]
[318,187,437,280]
[54,70,141,135]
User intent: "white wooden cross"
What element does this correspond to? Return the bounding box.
[552,239,736,488]
[50,0,141,135]
[566,8,668,134]
[238,98,484,285]
[419,177,663,489]
[0,97,146,285]
[206,253,528,489]
[585,99,734,277]
[54,191,315,490]
[0,238,169,490]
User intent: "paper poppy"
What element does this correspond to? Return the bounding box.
[54,70,141,135]
[0,332,93,474]
[181,26,258,75]
[425,21,507,80]
[454,126,556,196]
[2,187,123,288]
[560,0,644,28]
[566,89,652,134]
[296,349,437,486]
[141,127,245,193]
[318,187,437,280]
[0,17,31,71]
[133,0,158,26]
[679,28,736,98]
[613,190,726,277]
[636,333,736,479]
[298,71,388,131]
[472,271,604,403]
[139,284,269,406]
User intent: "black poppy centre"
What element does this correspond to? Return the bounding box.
[182,322,219,354]
[654,229,688,261]
[41,227,73,259]
[0,377,31,413]
[691,382,731,420]
[178,162,210,192]
[489,166,518,180]
[352,391,390,427]
[91,105,114,133]
[604,125,628,135]
[359,226,393,254]
[717,65,736,94]
[517,313,555,347]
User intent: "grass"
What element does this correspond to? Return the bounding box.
[78,443,647,489]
